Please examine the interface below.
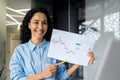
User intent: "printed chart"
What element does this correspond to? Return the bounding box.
[48,29,95,66]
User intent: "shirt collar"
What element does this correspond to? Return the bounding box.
[28,39,47,51]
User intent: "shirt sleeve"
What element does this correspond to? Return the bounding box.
[9,47,26,80]
[56,64,69,80]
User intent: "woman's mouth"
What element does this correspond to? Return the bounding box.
[34,29,44,34]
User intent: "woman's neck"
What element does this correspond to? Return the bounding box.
[31,38,43,45]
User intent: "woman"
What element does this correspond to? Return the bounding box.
[9,7,95,80]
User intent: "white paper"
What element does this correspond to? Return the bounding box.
[47,29,95,66]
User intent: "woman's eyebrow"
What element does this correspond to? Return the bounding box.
[34,19,47,21]
[34,19,39,21]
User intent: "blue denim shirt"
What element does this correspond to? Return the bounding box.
[9,39,69,80]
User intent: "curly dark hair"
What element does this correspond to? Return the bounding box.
[20,7,53,43]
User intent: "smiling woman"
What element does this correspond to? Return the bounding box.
[20,8,53,44]
[28,12,48,45]
[9,7,95,80]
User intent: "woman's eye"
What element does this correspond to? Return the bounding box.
[34,22,39,24]
[42,21,47,25]
[43,22,47,25]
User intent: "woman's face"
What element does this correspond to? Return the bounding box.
[28,12,48,40]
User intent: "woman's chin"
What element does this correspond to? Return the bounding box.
[33,34,44,40]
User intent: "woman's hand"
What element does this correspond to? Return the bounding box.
[27,64,59,80]
[41,64,58,78]
[87,52,95,64]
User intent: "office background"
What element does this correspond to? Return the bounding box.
[0,0,120,80]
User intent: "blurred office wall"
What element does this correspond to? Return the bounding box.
[84,0,120,80]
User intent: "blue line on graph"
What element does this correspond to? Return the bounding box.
[75,43,81,46]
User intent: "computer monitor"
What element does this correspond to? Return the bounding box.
[95,39,120,80]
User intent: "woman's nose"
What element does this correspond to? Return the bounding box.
[38,23,43,29]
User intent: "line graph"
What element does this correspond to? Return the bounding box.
[47,29,95,66]
[51,36,81,54]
